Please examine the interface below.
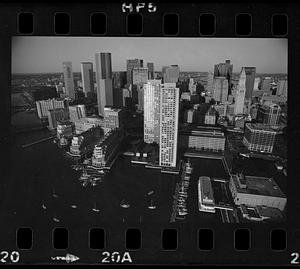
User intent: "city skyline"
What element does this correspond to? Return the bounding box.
[12,37,287,74]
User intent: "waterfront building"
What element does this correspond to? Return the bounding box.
[81,62,94,97]
[243,123,277,153]
[144,80,162,144]
[178,126,225,152]
[159,83,180,167]
[69,104,86,122]
[127,59,143,85]
[57,120,74,140]
[47,108,69,130]
[62,61,75,100]
[95,52,113,116]
[244,67,256,100]
[69,126,103,157]
[212,76,228,103]
[36,98,68,119]
[229,173,286,211]
[91,129,123,168]
[214,60,233,87]
[204,106,217,125]
[74,116,103,134]
[234,67,247,115]
[276,79,287,97]
[257,102,281,126]
[162,65,180,83]
[103,107,124,133]
[147,62,155,79]
[198,176,215,213]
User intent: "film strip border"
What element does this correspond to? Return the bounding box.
[0,3,294,37]
[1,1,300,266]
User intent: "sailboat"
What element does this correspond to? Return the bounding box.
[53,212,60,223]
[120,199,130,209]
[148,199,156,210]
[92,201,100,212]
[52,188,58,198]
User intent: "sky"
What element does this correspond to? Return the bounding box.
[12,37,287,74]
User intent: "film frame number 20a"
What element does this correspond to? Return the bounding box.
[0,1,299,266]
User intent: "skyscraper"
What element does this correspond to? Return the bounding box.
[162,65,180,83]
[95,53,113,116]
[126,59,143,85]
[257,102,281,126]
[144,80,162,144]
[132,67,148,85]
[147,62,155,79]
[214,60,233,83]
[81,62,94,97]
[234,67,246,115]
[277,79,287,98]
[244,67,256,100]
[206,71,214,94]
[159,83,179,167]
[62,62,75,99]
[212,77,228,103]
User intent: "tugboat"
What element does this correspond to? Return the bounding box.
[120,199,130,209]
[148,199,156,210]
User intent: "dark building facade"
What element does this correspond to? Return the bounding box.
[244,67,256,100]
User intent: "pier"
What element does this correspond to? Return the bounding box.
[22,135,56,148]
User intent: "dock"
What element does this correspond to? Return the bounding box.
[22,135,56,148]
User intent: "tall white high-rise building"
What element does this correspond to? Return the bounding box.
[143,80,162,144]
[234,68,247,115]
[95,52,113,116]
[81,62,94,96]
[206,71,214,94]
[62,62,75,100]
[254,77,260,90]
[159,83,179,167]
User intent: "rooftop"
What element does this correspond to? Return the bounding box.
[245,123,278,132]
[232,174,286,198]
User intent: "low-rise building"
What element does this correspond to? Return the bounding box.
[91,129,124,168]
[74,115,103,134]
[229,173,286,211]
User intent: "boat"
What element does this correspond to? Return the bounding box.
[148,199,156,210]
[239,153,250,158]
[147,190,154,196]
[275,161,283,170]
[82,180,88,187]
[79,170,91,181]
[71,205,77,209]
[123,151,135,157]
[178,211,188,216]
[92,202,100,213]
[283,168,287,176]
[120,199,130,209]
[97,170,105,175]
[52,189,58,198]
[53,213,60,223]
[42,204,47,210]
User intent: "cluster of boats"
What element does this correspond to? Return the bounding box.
[120,190,157,210]
[71,164,84,171]
[42,189,101,223]
[79,170,104,187]
[174,162,193,220]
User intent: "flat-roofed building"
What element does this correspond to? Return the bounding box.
[47,108,69,130]
[243,123,277,153]
[103,107,124,133]
[62,61,75,100]
[179,126,225,152]
[69,104,86,123]
[36,98,68,119]
[81,62,94,96]
[229,173,286,211]
[73,115,103,134]
[257,102,281,126]
[198,176,215,213]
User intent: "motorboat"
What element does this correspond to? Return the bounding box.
[147,190,154,196]
[52,189,58,198]
[71,205,77,209]
[120,199,130,209]
[98,170,105,175]
[82,180,88,187]
[53,213,60,223]
[42,204,47,210]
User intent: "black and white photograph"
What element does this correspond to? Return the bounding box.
[8,37,288,232]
